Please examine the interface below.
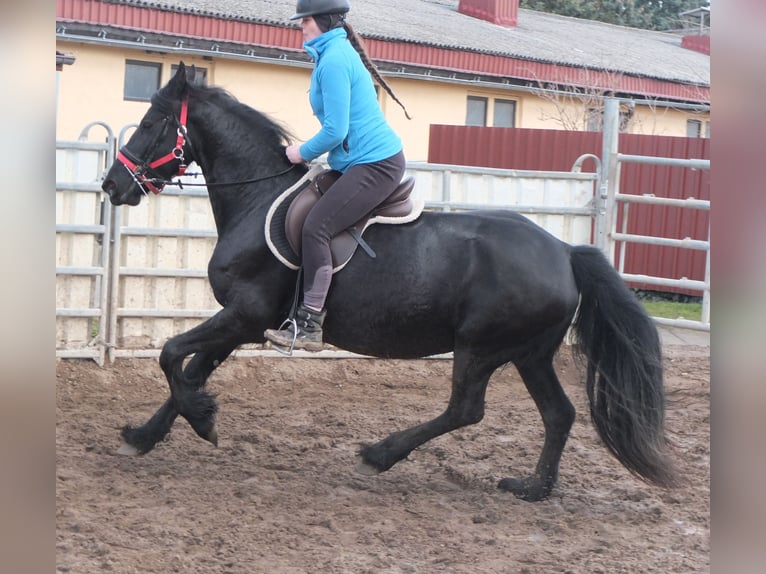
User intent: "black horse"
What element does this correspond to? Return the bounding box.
[101,63,674,501]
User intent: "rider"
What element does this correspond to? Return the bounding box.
[265,0,411,351]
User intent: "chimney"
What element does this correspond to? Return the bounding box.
[681,35,710,55]
[678,6,710,55]
[458,0,518,27]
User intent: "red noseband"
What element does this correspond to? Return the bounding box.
[117,98,190,194]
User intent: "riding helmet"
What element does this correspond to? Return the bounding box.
[290,0,351,20]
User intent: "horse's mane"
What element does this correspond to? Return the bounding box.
[153,81,295,148]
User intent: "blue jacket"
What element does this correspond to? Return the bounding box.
[299,28,402,173]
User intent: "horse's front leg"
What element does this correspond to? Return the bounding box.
[118,346,235,455]
[358,349,495,474]
[118,308,245,454]
[158,309,251,446]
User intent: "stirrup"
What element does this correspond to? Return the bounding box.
[271,317,298,357]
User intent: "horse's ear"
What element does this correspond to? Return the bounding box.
[167,61,193,96]
[174,62,197,85]
[174,61,187,82]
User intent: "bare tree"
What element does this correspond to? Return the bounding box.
[528,68,637,132]
[527,66,708,136]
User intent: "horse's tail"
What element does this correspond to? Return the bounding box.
[569,245,676,487]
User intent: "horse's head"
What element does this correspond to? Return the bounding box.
[102,62,195,206]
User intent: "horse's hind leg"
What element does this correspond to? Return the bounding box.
[498,355,575,501]
[358,349,495,474]
[119,345,235,455]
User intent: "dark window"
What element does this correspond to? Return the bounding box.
[493,99,516,128]
[466,96,488,126]
[170,64,208,86]
[586,108,601,132]
[124,60,161,101]
[619,103,635,132]
[687,119,702,138]
[586,106,633,133]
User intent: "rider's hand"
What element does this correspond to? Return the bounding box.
[285,144,305,164]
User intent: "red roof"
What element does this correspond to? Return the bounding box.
[56,0,709,103]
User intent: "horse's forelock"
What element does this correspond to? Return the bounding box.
[150,91,175,114]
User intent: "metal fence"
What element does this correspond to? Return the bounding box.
[55,122,115,365]
[55,136,598,363]
[56,102,709,364]
[428,112,710,299]
[600,99,710,331]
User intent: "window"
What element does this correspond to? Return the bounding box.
[493,99,516,128]
[170,64,208,86]
[586,106,633,133]
[687,119,702,138]
[124,60,162,101]
[466,96,488,126]
[704,121,711,138]
[466,96,516,127]
[586,108,602,132]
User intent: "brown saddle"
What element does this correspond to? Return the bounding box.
[265,165,424,273]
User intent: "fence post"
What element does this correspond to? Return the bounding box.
[599,98,620,263]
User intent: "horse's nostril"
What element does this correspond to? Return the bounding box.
[101,179,115,194]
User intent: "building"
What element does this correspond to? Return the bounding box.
[55,0,710,161]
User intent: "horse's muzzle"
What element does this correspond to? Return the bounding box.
[101,178,141,206]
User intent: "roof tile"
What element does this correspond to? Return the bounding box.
[99,0,709,86]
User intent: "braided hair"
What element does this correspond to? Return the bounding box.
[342,21,411,120]
[311,13,412,121]
[311,11,411,120]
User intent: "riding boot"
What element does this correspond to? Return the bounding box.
[264,304,326,352]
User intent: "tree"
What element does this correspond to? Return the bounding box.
[520,0,710,31]
[528,69,640,132]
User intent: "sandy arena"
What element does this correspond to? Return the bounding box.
[56,345,709,573]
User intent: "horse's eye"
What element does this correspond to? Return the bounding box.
[141,121,154,130]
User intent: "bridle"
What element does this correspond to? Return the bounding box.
[117,98,190,195]
[116,96,298,195]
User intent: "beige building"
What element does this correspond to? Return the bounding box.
[56,0,710,162]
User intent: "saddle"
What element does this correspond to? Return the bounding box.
[265,164,424,272]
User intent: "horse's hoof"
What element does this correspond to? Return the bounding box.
[206,425,218,447]
[354,456,382,476]
[116,441,141,456]
[497,477,551,502]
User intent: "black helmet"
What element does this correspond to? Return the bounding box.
[290,0,351,20]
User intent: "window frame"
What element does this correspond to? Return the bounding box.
[466,95,518,128]
[686,119,703,138]
[123,60,162,102]
[466,96,489,127]
[586,106,634,133]
[492,98,517,128]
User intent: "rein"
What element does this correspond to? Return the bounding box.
[117,96,298,195]
[162,163,299,190]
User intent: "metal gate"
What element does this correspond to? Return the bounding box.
[598,99,710,331]
[55,122,115,365]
